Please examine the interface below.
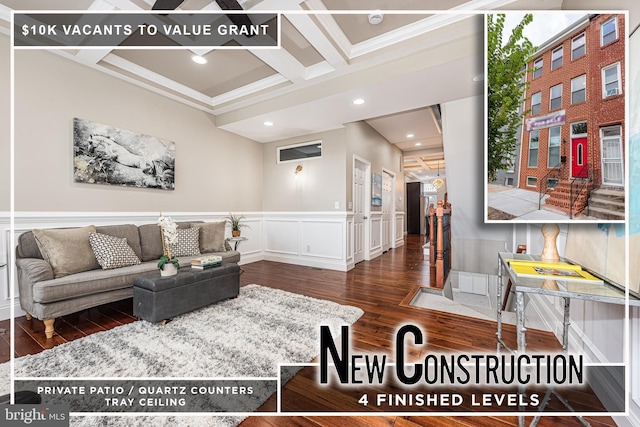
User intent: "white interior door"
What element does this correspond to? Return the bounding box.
[353,159,367,264]
[382,170,393,252]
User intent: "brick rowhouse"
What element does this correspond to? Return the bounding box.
[517,14,625,215]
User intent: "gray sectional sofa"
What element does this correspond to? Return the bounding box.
[15,221,239,339]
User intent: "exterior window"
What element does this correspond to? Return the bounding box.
[602,63,621,98]
[550,84,562,110]
[533,58,543,79]
[528,130,539,167]
[548,126,561,168]
[552,46,563,70]
[526,176,537,187]
[601,126,623,186]
[547,178,559,189]
[601,17,618,46]
[571,74,586,104]
[531,92,541,116]
[572,33,585,60]
[571,122,587,137]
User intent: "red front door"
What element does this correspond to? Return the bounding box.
[571,137,588,178]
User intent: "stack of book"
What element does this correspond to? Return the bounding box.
[506,259,603,284]
[191,255,222,269]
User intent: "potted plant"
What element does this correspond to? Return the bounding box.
[157,213,179,276]
[226,212,249,237]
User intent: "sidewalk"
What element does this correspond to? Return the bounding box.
[487,184,570,220]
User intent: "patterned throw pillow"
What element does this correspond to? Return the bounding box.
[89,232,141,270]
[169,227,201,257]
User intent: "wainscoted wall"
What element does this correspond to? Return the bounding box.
[0,211,406,320]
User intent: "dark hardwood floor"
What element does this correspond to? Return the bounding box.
[0,235,617,427]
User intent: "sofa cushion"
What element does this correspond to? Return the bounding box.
[16,231,44,259]
[138,222,193,262]
[32,261,159,303]
[32,226,100,278]
[169,228,201,257]
[95,224,143,260]
[90,232,141,270]
[197,221,227,253]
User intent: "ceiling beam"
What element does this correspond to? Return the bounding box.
[284,13,347,69]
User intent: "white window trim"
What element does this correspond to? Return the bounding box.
[531,92,541,115]
[602,62,622,98]
[600,125,624,186]
[549,84,562,110]
[601,17,618,46]
[571,74,586,104]
[528,131,539,168]
[551,46,563,70]
[533,58,543,78]
[571,33,585,60]
[571,121,588,138]
[547,126,561,168]
[526,176,537,187]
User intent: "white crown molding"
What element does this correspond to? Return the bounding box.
[249,47,307,84]
[303,0,353,58]
[210,74,289,106]
[101,53,214,104]
[0,4,10,24]
[285,12,347,69]
[304,60,334,80]
[350,13,473,59]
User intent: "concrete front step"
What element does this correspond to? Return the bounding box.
[589,188,625,203]
[588,197,625,211]
[587,206,625,220]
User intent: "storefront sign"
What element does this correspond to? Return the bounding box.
[525,110,566,131]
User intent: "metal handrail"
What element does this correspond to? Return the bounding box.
[538,163,564,209]
[569,165,591,219]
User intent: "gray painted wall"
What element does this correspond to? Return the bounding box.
[13,49,264,213]
[0,36,9,212]
[442,96,511,242]
[345,121,405,213]
[262,128,347,212]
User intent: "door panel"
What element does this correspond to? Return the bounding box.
[382,172,393,252]
[571,137,588,178]
[353,161,366,264]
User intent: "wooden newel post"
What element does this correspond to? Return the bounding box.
[429,203,435,266]
[436,200,445,288]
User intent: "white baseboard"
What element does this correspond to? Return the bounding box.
[263,253,350,272]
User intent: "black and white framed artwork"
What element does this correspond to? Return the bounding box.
[73,118,175,190]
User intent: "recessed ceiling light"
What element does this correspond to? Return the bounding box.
[415,143,422,146]
[353,98,365,105]
[264,121,274,126]
[407,133,414,138]
[191,55,207,65]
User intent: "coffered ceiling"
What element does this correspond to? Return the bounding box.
[0,0,568,182]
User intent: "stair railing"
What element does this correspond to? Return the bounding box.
[569,165,591,219]
[538,163,564,210]
[428,200,452,289]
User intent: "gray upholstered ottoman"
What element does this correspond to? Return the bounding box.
[133,263,240,323]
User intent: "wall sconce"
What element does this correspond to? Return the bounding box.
[294,165,303,177]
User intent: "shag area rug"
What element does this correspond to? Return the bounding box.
[0,284,364,426]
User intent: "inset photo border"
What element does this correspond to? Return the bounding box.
[485,11,629,224]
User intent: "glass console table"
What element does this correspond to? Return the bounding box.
[496,252,639,427]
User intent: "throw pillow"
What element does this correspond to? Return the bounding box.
[198,221,227,253]
[169,227,201,257]
[89,232,141,270]
[32,226,100,278]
